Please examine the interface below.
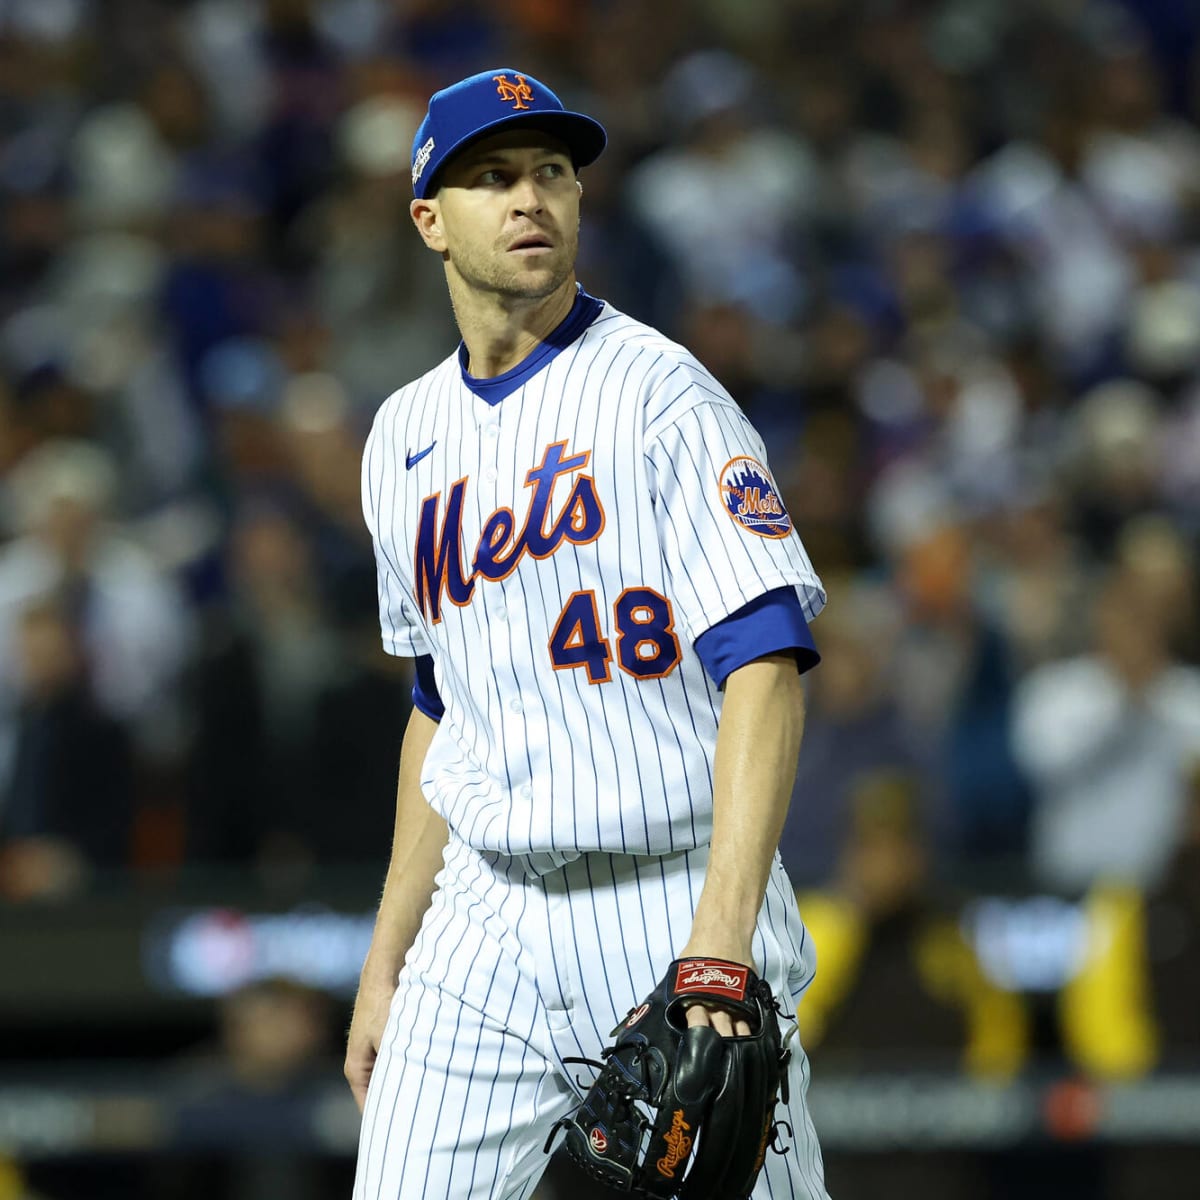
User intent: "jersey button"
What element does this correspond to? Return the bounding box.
[508,697,523,713]
[485,423,500,438]
[483,466,498,482]
[520,784,532,800]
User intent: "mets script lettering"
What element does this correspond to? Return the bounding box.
[737,487,784,519]
[494,73,534,110]
[656,1109,693,1178]
[414,442,604,623]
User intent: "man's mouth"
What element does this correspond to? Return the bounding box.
[508,233,554,253]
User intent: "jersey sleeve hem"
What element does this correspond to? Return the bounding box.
[680,570,826,646]
[382,629,434,657]
[693,587,820,688]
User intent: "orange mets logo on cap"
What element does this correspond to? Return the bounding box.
[719,456,792,539]
[494,73,534,110]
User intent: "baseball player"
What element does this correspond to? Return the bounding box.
[346,67,831,1200]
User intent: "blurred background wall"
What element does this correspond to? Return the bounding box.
[0,1,1199,1197]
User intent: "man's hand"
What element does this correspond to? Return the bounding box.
[683,996,753,1038]
[678,938,755,1037]
[345,965,399,1111]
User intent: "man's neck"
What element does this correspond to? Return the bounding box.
[452,276,578,379]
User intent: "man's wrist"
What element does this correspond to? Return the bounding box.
[690,870,767,941]
[679,918,757,970]
[360,950,405,988]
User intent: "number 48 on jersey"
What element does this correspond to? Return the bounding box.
[549,587,681,684]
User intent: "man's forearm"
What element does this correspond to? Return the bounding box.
[362,708,449,983]
[684,654,806,964]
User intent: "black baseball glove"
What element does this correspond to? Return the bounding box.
[546,957,793,1199]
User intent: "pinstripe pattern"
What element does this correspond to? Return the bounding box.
[354,839,829,1199]
[355,294,830,1198]
[360,299,826,859]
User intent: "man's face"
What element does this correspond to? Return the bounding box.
[413,129,581,302]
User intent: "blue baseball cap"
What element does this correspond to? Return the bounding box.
[411,68,607,198]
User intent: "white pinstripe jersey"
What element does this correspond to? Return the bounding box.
[362,296,825,860]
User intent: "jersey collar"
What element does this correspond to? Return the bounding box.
[458,287,605,406]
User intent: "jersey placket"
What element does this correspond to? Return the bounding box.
[476,405,531,810]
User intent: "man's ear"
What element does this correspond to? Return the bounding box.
[411,197,447,253]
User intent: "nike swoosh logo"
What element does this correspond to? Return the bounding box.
[406,441,436,470]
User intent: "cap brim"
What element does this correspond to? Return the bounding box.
[420,110,607,197]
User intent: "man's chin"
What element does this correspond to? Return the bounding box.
[498,267,570,302]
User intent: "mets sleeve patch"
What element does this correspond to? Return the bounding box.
[718,456,792,539]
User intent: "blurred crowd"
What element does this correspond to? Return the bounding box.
[0,0,1199,1076]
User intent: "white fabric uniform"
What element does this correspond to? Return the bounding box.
[357,297,830,1199]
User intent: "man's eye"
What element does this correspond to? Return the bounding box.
[539,163,567,179]
[478,170,505,185]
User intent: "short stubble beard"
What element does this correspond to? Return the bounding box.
[448,228,578,306]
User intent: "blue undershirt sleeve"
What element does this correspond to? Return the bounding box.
[412,654,445,721]
[692,587,820,689]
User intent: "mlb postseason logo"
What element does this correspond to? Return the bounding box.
[412,136,436,187]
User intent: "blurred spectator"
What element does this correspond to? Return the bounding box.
[182,974,338,1098]
[0,599,132,901]
[164,976,345,1200]
[1139,760,1200,1058]
[625,49,815,321]
[186,499,338,867]
[160,169,280,403]
[1057,763,1200,1200]
[797,770,1027,1077]
[1062,760,1200,1080]
[1063,378,1166,561]
[4,362,95,448]
[890,523,1032,873]
[250,0,348,248]
[1013,568,1200,895]
[1087,35,1200,242]
[1113,513,1199,662]
[989,492,1091,671]
[780,577,925,886]
[277,369,374,597]
[967,84,1134,384]
[797,771,1026,1199]
[185,497,405,873]
[0,439,189,795]
[391,0,504,82]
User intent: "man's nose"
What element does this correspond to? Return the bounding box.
[510,175,545,215]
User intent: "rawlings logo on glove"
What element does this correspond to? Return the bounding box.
[656,1109,693,1178]
[546,957,793,1200]
[674,961,748,999]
